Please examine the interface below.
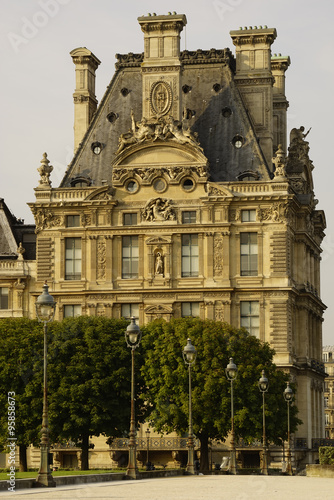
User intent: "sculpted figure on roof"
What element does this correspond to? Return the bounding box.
[116,111,202,154]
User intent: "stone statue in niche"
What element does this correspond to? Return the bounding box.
[155,252,164,276]
[142,198,176,222]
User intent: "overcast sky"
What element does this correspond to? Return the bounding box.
[1,0,334,343]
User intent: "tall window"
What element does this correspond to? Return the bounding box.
[65,238,82,280]
[0,288,9,309]
[181,234,199,277]
[324,397,329,408]
[64,305,81,317]
[122,236,139,279]
[181,302,199,317]
[240,233,258,276]
[240,301,259,338]
[121,303,139,320]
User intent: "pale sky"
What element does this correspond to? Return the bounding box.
[1,0,334,343]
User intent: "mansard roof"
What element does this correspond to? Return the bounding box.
[61,49,271,188]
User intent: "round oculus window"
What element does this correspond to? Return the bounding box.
[153,178,166,193]
[182,178,195,191]
[126,180,138,193]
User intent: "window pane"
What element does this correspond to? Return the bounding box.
[182,211,196,224]
[182,302,199,317]
[124,213,137,226]
[122,236,139,279]
[64,305,81,317]
[65,238,82,280]
[0,288,9,309]
[182,234,199,277]
[240,301,259,338]
[121,303,139,319]
[241,210,256,222]
[240,233,258,276]
[66,215,80,227]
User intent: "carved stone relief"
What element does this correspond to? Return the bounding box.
[213,234,223,276]
[97,239,106,280]
[141,198,176,222]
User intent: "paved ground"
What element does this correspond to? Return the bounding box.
[0,475,333,500]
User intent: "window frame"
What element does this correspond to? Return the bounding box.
[122,235,139,279]
[240,300,260,338]
[181,234,199,277]
[0,288,9,309]
[65,237,82,281]
[240,232,258,276]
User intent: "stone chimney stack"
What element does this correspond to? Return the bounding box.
[70,47,101,151]
[271,54,290,153]
[230,26,277,170]
[138,13,187,121]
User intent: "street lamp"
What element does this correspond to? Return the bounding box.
[183,338,197,474]
[146,428,150,468]
[225,357,238,474]
[283,382,294,475]
[35,282,56,488]
[125,317,142,479]
[258,370,269,475]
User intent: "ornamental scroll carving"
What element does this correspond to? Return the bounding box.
[214,234,223,276]
[33,209,63,233]
[257,202,289,224]
[97,239,106,280]
[116,111,203,154]
[112,165,208,184]
[141,198,176,222]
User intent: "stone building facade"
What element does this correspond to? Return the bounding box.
[0,14,326,468]
[323,347,334,440]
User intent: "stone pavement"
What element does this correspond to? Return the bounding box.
[0,475,333,500]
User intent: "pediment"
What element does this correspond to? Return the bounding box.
[112,141,208,167]
[84,186,115,201]
[206,183,234,198]
[145,304,173,314]
[146,236,172,245]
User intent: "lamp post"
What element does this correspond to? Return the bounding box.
[225,358,238,474]
[258,370,269,475]
[283,382,293,475]
[125,317,142,479]
[146,428,150,468]
[183,338,197,475]
[35,282,56,488]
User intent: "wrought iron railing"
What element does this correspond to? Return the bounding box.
[294,438,308,449]
[312,438,334,449]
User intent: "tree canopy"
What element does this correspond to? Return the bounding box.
[0,318,44,471]
[48,316,146,469]
[140,318,301,470]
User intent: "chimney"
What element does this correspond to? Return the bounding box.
[70,47,101,151]
[137,13,187,120]
[271,54,291,153]
[230,26,277,170]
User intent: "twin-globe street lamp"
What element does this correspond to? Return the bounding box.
[35,282,56,488]
[183,338,197,474]
[125,317,142,479]
[258,370,269,475]
[225,358,238,474]
[284,382,294,475]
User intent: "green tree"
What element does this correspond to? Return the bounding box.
[0,318,44,471]
[140,318,301,471]
[48,316,146,470]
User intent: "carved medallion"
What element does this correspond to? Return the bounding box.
[150,81,172,116]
